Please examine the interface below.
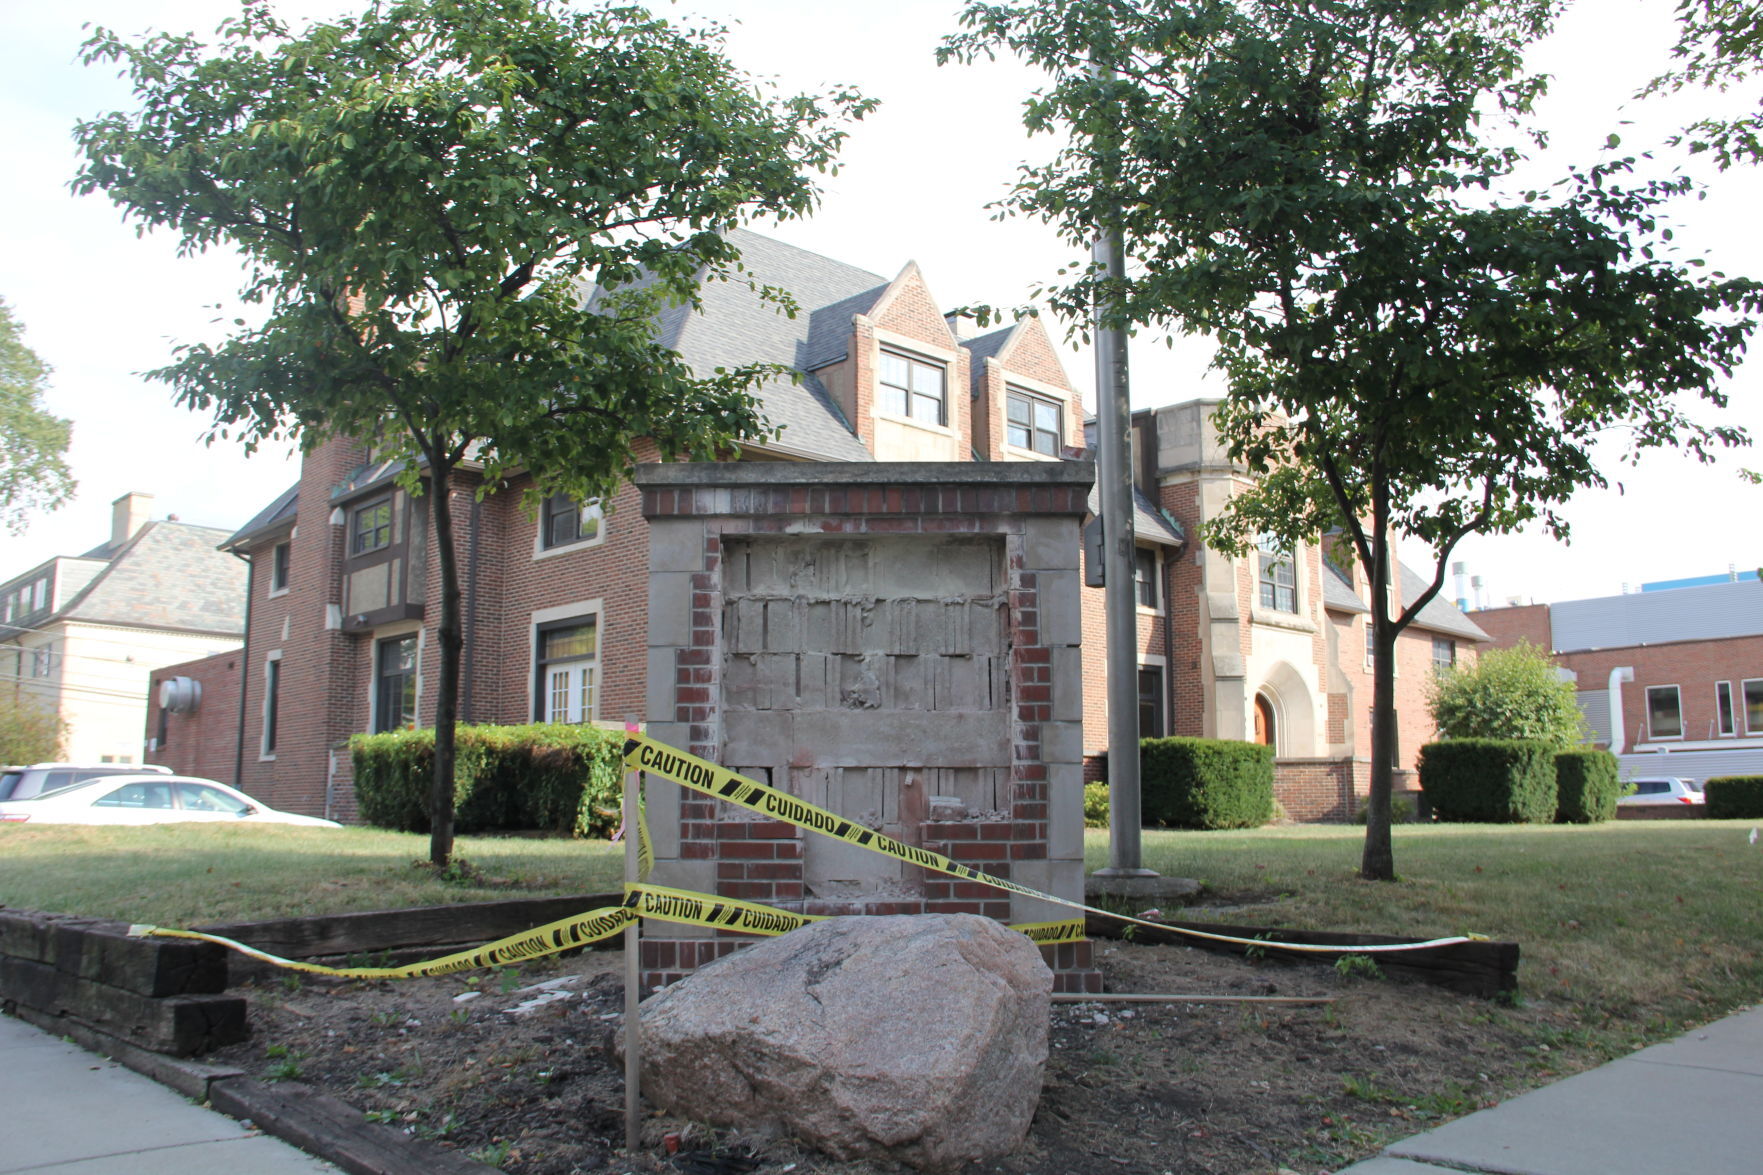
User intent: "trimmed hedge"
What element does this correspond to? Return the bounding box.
[1418,739,1557,824]
[1705,776,1763,820]
[1140,737,1275,830]
[351,723,624,837]
[1083,780,1110,828]
[1555,748,1621,823]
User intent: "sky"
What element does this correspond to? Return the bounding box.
[2,0,1759,609]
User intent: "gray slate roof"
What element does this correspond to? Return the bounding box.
[60,521,245,635]
[1322,562,1369,614]
[658,229,887,461]
[1321,561,1488,641]
[221,482,299,551]
[1086,486,1186,548]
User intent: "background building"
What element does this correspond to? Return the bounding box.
[2,492,244,764]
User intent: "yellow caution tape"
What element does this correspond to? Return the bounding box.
[127,883,1084,979]
[623,732,1480,956]
[129,900,640,980]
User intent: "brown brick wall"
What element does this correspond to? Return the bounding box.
[1474,603,1552,651]
[145,650,243,784]
[1557,634,1763,750]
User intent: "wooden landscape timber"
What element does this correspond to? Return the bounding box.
[0,907,247,1055]
[198,892,624,961]
[1084,914,1520,998]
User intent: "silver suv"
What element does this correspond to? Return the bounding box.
[0,762,173,802]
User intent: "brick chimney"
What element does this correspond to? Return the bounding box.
[110,492,155,549]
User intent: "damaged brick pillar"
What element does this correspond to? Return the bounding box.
[635,462,1100,993]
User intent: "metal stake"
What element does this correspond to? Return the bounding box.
[622,722,641,1155]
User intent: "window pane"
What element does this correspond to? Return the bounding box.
[543,622,597,661]
[1745,680,1763,733]
[1007,421,1031,449]
[879,383,908,416]
[1007,396,1030,425]
[1137,667,1164,738]
[880,352,910,389]
[913,391,944,424]
[1716,682,1735,735]
[911,359,945,396]
[1033,400,1059,431]
[1647,686,1682,738]
[1134,549,1157,608]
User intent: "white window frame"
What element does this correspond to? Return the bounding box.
[529,598,604,725]
[260,649,283,761]
[1743,677,1763,737]
[269,540,291,596]
[532,494,607,561]
[1004,386,1064,458]
[1137,654,1168,740]
[1134,546,1163,614]
[1715,680,1736,737]
[369,627,423,735]
[1646,683,1684,742]
[1255,535,1299,614]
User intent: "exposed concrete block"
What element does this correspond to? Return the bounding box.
[764,599,801,653]
[1022,517,1080,572]
[1048,765,1086,860]
[787,712,1010,769]
[640,860,719,939]
[646,647,676,720]
[724,711,798,766]
[644,774,683,860]
[1007,858,1083,922]
[647,572,694,645]
[650,520,706,573]
[1040,720,1084,766]
[1039,574,1083,647]
[1052,648,1085,722]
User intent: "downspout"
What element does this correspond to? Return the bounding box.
[1163,544,1177,736]
[1608,666,1635,754]
[231,550,253,787]
[461,494,483,724]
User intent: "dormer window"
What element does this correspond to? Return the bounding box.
[351,498,392,555]
[1007,388,1062,456]
[879,349,946,426]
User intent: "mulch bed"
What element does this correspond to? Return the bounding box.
[209,933,1600,1175]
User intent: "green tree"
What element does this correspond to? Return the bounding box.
[944,0,1757,879]
[0,298,75,536]
[74,0,870,865]
[0,693,65,765]
[1655,1,1763,168]
[1428,641,1586,748]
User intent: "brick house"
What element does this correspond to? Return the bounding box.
[2,492,244,764]
[1474,575,1763,780]
[1084,400,1490,820]
[145,230,1482,823]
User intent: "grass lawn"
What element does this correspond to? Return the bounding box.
[0,824,624,925]
[4,818,1759,1051]
[1089,820,1763,1043]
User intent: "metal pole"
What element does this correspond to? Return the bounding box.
[1091,60,1154,879]
[622,723,641,1155]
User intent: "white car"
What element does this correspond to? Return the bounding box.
[0,774,341,828]
[1618,777,1705,807]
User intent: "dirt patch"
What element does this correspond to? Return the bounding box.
[213,940,1599,1175]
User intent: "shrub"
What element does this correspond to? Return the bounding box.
[0,693,64,764]
[351,723,624,836]
[1418,739,1557,823]
[1554,748,1621,823]
[1705,776,1763,820]
[1354,794,1416,825]
[1428,641,1586,748]
[1140,737,1275,830]
[1083,780,1110,828]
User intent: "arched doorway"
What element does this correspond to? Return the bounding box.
[1254,693,1277,751]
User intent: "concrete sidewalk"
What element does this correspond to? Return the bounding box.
[1340,1005,1763,1175]
[0,1013,338,1174]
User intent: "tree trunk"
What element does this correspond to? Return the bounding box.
[428,459,464,869]
[1361,603,1397,881]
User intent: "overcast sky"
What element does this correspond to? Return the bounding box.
[2,0,1758,608]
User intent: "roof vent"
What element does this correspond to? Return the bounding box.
[159,676,202,714]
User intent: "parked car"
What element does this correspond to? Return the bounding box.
[0,762,172,802]
[0,774,342,828]
[1617,777,1705,807]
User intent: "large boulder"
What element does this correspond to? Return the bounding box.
[634,913,1052,1171]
